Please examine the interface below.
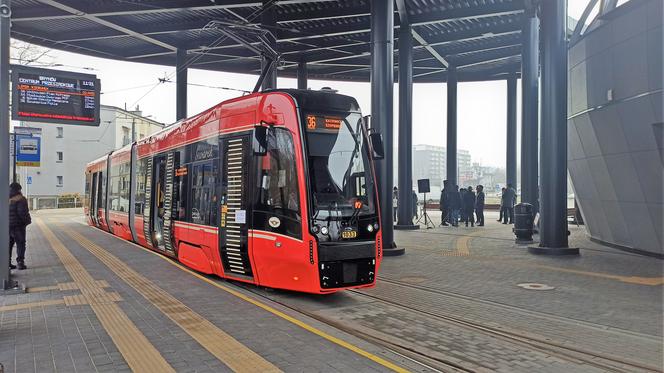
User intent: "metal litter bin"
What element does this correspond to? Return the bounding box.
[513,203,534,242]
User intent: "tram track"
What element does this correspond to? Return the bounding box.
[352,279,662,373]
[238,278,660,373]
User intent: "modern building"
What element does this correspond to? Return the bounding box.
[567,0,662,256]
[13,105,163,197]
[412,144,473,188]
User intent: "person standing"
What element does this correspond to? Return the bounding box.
[503,183,517,224]
[9,182,31,270]
[411,190,419,221]
[439,180,449,226]
[459,188,467,225]
[392,186,398,223]
[448,185,462,227]
[463,186,476,227]
[475,185,485,226]
[498,187,506,222]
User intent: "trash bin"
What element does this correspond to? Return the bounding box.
[513,203,534,242]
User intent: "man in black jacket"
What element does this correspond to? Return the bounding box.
[9,182,31,270]
[463,186,476,227]
[475,185,485,226]
[439,180,449,226]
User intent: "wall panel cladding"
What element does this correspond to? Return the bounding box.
[568,0,663,256]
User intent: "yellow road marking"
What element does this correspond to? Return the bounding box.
[79,223,410,373]
[0,299,65,312]
[36,219,175,373]
[61,225,281,373]
[531,265,664,286]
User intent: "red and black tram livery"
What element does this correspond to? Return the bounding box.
[85,89,383,293]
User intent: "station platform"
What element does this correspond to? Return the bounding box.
[2,209,662,372]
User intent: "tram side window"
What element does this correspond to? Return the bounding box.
[84,172,91,210]
[190,161,218,226]
[109,161,131,212]
[98,171,107,209]
[255,128,300,219]
[173,149,189,221]
[135,158,148,215]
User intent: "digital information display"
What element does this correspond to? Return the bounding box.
[11,65,101,126]
[305,114,342,133]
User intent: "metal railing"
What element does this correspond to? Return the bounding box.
[28,197,83,210]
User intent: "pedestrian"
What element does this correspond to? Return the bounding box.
[439,180,449,226]
[9,182,31,270]
[503,183,517,224]
[448,185,462,227]
[475,185,485,226]
[392,186,398,223]
[498,187,506,222]
[463,186,476,227]
[411,190,418,220]
[459,188,467,224]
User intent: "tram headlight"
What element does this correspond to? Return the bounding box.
[312,225,320,234]
[320,226,329,235]
[373,223,379,231]
[367,224,374,233]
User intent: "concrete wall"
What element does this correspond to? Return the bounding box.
[567,0,663,255]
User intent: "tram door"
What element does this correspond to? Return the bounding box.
[148,154,176,255]
[219,135,254,279]
[90,172,99,225]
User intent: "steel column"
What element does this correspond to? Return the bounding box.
[1,0,17,290]
[531,0,577,254]
[521,14,540,213]
[396,22,416,229]
[297,60,307,89]
[261,0,277,90]
[506,74,517,190]
[446,65,458,188]
[176,48,188,120]
[371,0,402,255]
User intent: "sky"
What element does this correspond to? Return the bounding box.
[11,2,591,169]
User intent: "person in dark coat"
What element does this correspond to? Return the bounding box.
[459,188,467,224]
[475,185,485,226]
[439,180,449,226]
[9,182,31,270]
[463,186,476,227]
[392,186,398,223]
[498,187,506,222]
[411,190,418,220]
[448,185,462,227]
[503,183,517,224]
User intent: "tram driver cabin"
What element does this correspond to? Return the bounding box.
[84,89,384,294]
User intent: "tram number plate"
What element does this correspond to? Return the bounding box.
[342,229,357,239]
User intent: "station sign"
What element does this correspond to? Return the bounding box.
[15,134,41,167]
[11,65,101,126]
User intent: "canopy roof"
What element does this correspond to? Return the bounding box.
[11,0,528,82]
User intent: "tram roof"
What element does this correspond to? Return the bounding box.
[10,0,529,83]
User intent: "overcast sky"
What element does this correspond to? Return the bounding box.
[14,2,591,169]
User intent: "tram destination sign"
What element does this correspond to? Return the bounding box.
[11,65,101,126]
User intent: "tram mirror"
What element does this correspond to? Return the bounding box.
[369,132,385,160]
[253,126,268,156]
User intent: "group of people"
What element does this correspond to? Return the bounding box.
[392,186,418,222]
[439,180,485,227]
[498,184,517,224]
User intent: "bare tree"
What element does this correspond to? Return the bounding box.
[10,39,55,66]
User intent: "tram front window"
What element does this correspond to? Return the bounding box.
[305,112,375,221]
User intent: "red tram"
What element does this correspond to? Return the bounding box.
[84,89,383,293]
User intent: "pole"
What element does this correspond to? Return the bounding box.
[12,132,16,183]
[370,0,402,255]
[530,0,578,255]
[297,60,307,90]
[506,74,517,190]
[131,118,136,143]
[446,64,458,188]
[176,49,188,120]
[261,0,277,90]
[521,12,540,213]
[1,0,19,290]
[396,21,417,230]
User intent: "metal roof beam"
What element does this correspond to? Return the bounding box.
[37,0,177,51]
[409,1,525,27]
[412,30,448,68]
[13,0,338,21]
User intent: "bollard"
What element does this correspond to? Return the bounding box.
[513,202,534,243]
